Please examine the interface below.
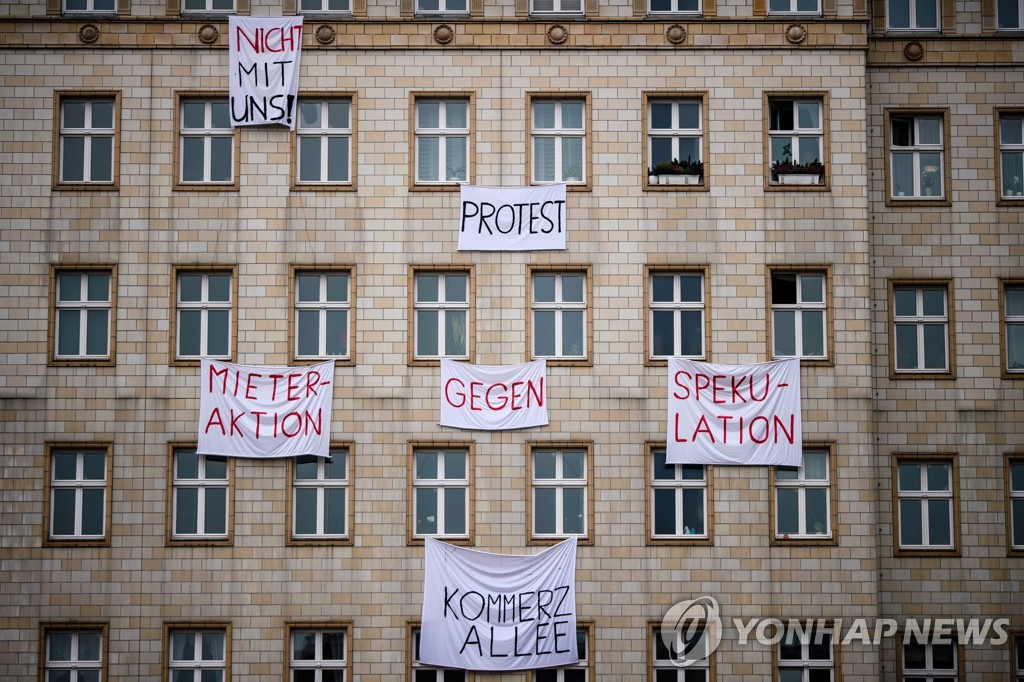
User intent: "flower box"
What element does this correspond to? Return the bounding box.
[662,174,701,186]
[777,174,822,186]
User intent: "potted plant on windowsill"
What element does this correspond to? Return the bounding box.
[651,157,704,186]
[771,158,825,186]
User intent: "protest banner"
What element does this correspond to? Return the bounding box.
[458,184,567,251]
[228,16,304,129]
[667,358,802,465]
[420,537,578,671]
[440,359,548,431]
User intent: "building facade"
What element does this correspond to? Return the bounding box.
[0,0,1021,677]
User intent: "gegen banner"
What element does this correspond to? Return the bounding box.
[458,184,567,251]
[228,16,304,129]
[440,359,548,431]
[198,359,334,458]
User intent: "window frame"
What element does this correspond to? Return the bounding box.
[41,623,109,682]
[297,0,352,14]
[766,0,821,14]
[1007,455,1024,556]
[166,444,234,546]
[527,442,594,546]
[642,92,709,191]
[408,623,473,681]
[52,91,120,190]
[526,92,591,190]
[770,444,839,546]
[896,637,965,682]
[892,454,960,557]
[292,93,357,190]
[767,266,833,365]
[43,443,114,547]
[170,266,237,366]
[996,0,1024,29]
[180,0,236,13]
[173,93,239,190]
[644,266,710,364]
[409,92,475,190]
[287,445,354,546]
[528,266,592,366]
[526,622,593,682]
[996,110,1024,203]
[290,266,355,364]
[885,0,941,31]
[408,441,474,545]
[646,0,701,15]
[1013,632,1024,681]
[163,623,231,682]
[884,109,950,205]
[773,621,841,682]
[648,622,716,680]
[529,0,584,15]
[49,265,117,367]
[1001,280,1024,377]
[646,442,714,546]
[764,92,830,191]
[409,267,475,365]
[888,280,955,378]
[61,0,118,12]
[284,622,351,682]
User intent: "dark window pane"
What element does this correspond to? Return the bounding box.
[81,488,105,535]
[654,488,676,535]
[295,488,318,535]
[204,488,227,535]
[900,499,923,545]
[682,488,704,534]
[652,450,674,480]
[534,487,556,534]
[298,310,320,356]
[772,273,798,304]
[57,310,82,356]
[325,487,346,535]
[52,490,78,535]
[322,632,345,659]
[62,137,85,182]
[326,310,347,356]
[777,488,799,535]
[653,274,678,301]
[91,136,113,182]
[679,310,703,356]
[85,310,108,356]
[175,488,199,534]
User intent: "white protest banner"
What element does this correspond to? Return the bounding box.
[228,16,304,129]
[198,359,334,458]
[440,359,548,431]
[667,358,802,466]
[458,184,567,251]
[420,537,578,671]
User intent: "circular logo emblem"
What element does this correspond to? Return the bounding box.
[660,596,723,667]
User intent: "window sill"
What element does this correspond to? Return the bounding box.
[408,536,474,546]
[646,10,702,16]
[410,357,472,367]
[648,536,713,546]
[292,182,357,192]
[766,177,829,191]
[50,358,116,368]
[528,535,593,546]
[298,11,355,18]
[532,181,591,192]
[889,370,955,380]
[537,357,593,368]
[775,356,833,367]
[167,537,233,547]
[894,547,960,558]
[409,183,466,192]
[770,534,837,547]
[287,536,354,547]
[414,11,471,18]
[293,356,355,366]
[173,182,240,192]
[171,358,233,368]
[44,537,111,548]
[1001,370,1024,380]
[52,182,119,192]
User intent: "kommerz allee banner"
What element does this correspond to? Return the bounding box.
[667,358,802,466]
[198,359,334,459]
[440,359,548,431]
[420,537,578,671]
[229,16,304,129]
[458,184,567,251]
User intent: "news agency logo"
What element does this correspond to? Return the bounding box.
[659,596,723,667]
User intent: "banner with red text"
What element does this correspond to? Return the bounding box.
[198,359,334,458]
[440,359,548,431]
[458,184,567,251]
[228,16,303,129]
[667,358,801,466]
[420,537,578,671]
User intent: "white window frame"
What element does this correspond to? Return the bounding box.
[1010,459,1024,551]
[416,0,469,15]
[412,628,467,680]
[292,451,349,540]
[533,628,589,681]
[54,270,112,359]
[531,99,586,184]
[998,0,1024,29]
[172,450,229,540]
[294,271,351,360]
[413,448,469,539]
[289,629,347,682]
[647,99,704,174]
[774,450,832,539]
[1005,283,1024,372]
[62,0,116,11]
[768,98,824,177]
[647,0,700,14]
[176,271,232,360]
[999,114,1024,198]
[299,0,351,12]
[531,271,587,360]
[530,0,583,14]
[778,624,836,681]
[296,99,352,185]
[59,98,115,184]
[181,0,235,12]
[897,460,954,550]
[414,99,469,184]
[771,271,827,360]
[768,0,820,13]
[901,641,958,680]
[531,449,587,539]
[892,284,949,373]
[886,0,939,30]
[650,448,708,540]
[178,99,234,184]
[168,630,227,682]
[889,114,944,199]
[649,270,705,360]
[45,629,104,682]
[414,271,470,360]
[49,448,107,541]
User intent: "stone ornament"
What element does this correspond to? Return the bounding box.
[665,24,686,45]
[547,24,568,45]
[785,23,807,44]
[78,23,100,44]
[198,24,219,45]
[316,24,336,45]
[433,24,454,45]
[903,41,924,61]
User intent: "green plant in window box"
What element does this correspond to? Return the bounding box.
[771,157,825,185]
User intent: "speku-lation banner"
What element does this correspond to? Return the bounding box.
[440,359,548,431]
[667,358,802,466]
[229,16,304,129]
[198,359,334,459]
[420,537,578,671]
[458,184,567,251]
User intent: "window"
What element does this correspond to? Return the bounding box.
[531,270,588,361]
[44,628,105,682]
[57,95,116,186]
[531,0,582,13]
[768,97,825,185]
[175,270,233,361]
[652,625,712,680]
[531,447,588,540]
[900,641,958,680]
[294,270,351,360]
[646,96,705,186]
[412,447,470,540]
[63,0,115,11]
[531,628,590,681]
[415,99,469,184]
[771,271,827,360]
[411,627,466,681]
[296,99,352,186]
[895,458,956,552]
[999,0,1024,28]
[648,0,699,14]
[998,113,1024,198]
[414,271,470,360]
[531,98,587,185]
[891,283,950,374]
[887,0,938,29]
[650,447,709,540]
[289,627,347,682]
[53,269,113,361]
[171,448,230,542]
[888,113,945,199]
[47,447,109,543]
[178,98,234,185]
[769,0,819,12]
[777,623,836,682]
[1014,634,1024,682]
[291,450,350,542]
[648,270,706,360]
[773,449,833,541]
[167,628,228,682]
[417,0,467,14]
[1003,282,1024,373]
[181,0,234,12]
[1009,458,1024,552]
[300,0,350,12]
